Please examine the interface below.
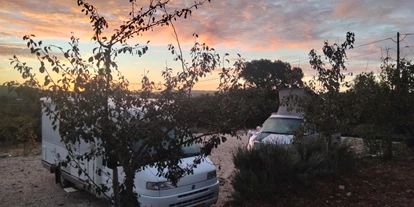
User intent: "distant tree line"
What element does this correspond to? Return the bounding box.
[0,85,42,152]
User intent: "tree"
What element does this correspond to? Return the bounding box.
[346,72,392,156]
[240,59,304,90]
[8,0,248,206]
[379,57,414,137]
[298,32,355,152]
[232,59,304,127]
[0,84,42,146]
[350,72,383,127]
[350,56,414,158]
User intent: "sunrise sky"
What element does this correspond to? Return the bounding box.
[1,0,414,91]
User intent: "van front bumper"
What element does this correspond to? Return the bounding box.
[139,180,219,207]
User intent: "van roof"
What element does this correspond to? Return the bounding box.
[277,88,310,117]
[39,97,160,114]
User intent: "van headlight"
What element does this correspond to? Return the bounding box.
[207,170,216,180]
[146,181,175,190]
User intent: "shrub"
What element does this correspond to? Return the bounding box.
[0,94,41,145]
[354,124,409,159]
[354,124,385,156]
[0,114,37,154]
[232,144,299,204]
[392,142,411,160]
[231,137,357,205]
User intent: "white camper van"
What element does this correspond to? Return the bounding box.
[247,88,341,149]
[40,98,219,207]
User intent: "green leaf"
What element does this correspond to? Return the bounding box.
[44,78,50,86]
[95,53,101,60]
[39,66,45,73]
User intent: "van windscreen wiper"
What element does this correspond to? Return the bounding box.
[261,131,291,135]
[261,131,279,134]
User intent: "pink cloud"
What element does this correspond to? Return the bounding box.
[0,43,33,58]
[333,0,395,19]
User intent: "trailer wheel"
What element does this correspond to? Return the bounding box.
[58,168,73,189]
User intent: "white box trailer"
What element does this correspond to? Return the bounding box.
[40,98,219,207]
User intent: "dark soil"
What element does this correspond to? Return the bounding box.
[226,149,414,207]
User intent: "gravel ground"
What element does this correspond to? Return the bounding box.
[210,134,250,207]
[0,156,109,207]
[0,134,250,207]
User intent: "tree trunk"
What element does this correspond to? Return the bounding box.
[384,134,393,160]
[103,46,122,207]
[122,168,139,207]
[113,167,121,207]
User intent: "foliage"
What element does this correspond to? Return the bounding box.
[349,72,393,157]
[294,32,355,152]
[302,32,414,160]
[0,111,37,154]
[7,0,249,206]
[240,59,304,90]
[231,137,357,205]
[223,59,304,128]
[0,85,42,152]
[347,57,414,159]
[202,88,278,128]
[233,88,278,128]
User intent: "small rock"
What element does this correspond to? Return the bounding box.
[347,192,352,196]
[339,185,345,190]
[407,190,412,194]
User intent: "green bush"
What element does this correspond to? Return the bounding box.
[0,95,41,146]
[354,124,384,156]
[353,124,410,159]
[231,137,357,205]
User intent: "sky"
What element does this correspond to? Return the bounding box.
[1,0,414,91]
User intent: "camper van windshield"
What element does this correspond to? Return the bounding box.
[261,117,302,135]
[133,130,201,158]
[133,141,201,158]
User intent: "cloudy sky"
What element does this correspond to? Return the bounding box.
[1,0,414,90]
